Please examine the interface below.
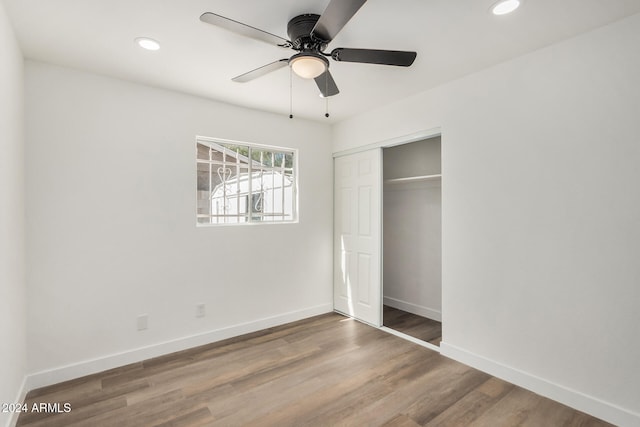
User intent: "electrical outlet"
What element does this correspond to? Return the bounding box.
[137,314,148,331]
[196,304,206,318]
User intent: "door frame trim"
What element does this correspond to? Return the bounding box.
[333,127,442,158]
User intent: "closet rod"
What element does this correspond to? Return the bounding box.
[384,174,442,184]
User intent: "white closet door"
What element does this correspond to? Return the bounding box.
[333,149,382,327]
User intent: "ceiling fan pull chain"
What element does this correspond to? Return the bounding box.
[325,94,330,118]
[289,66,294,119]
[325,75,330,118]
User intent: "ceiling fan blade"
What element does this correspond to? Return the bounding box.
[311,0,367,42]
[331,48,417,66]
[232,59,289,83]
[315,70,340,97]
[200,12,291,47]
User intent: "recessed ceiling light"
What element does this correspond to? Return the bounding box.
[135,37,160,51]
[491,0,521,15]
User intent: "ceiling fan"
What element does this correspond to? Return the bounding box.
[200,0,417,98]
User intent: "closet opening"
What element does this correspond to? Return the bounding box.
[382,136,442,348]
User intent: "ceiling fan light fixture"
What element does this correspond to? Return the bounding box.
[491,0,521,15]
[289,53,328,79]
[135,37,160,51]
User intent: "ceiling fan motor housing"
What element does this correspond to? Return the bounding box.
[287,14,327,51]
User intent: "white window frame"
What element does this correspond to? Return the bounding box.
[196,136,299,226]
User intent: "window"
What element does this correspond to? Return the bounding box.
[196,137,297,225]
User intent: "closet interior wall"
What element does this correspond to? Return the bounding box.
[383,137,442,322]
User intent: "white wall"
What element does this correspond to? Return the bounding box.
[24,61,333,383]
[334,13,640,426]
[0,1,26,426]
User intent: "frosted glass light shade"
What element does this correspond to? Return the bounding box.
[290,55,327,79]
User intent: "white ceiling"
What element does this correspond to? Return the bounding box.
[5,0,640,122]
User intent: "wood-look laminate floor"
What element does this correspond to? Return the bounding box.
[17,313,611,427]
[384,305,442,346]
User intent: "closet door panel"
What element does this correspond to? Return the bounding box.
[334,149,382,326]
[358,187,372,236]
[358,253,372,305]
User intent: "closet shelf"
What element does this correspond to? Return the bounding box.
[384,174,442,184]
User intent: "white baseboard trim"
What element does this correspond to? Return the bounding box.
[25,303,333,392]
[6,376,28,427]
[440,342,640,427]
[383,296,442,322]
